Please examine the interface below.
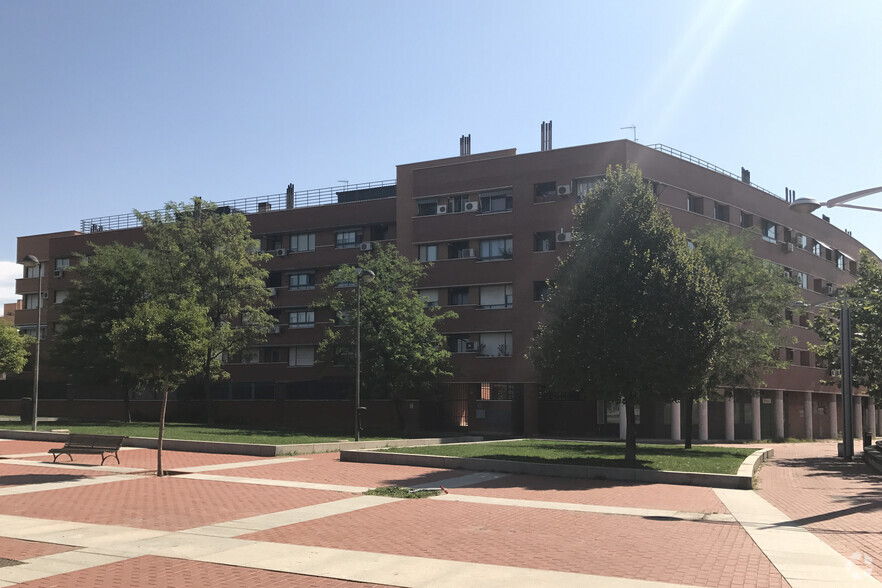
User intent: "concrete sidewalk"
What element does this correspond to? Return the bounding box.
[0,438,877,586]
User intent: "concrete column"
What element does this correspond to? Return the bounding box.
[670,401,681,441]
[773,390,785,439]
[752,394,762,441]
[699,401,709,441]
[725,396,735,441]
[829,397,838,439]
[803,392,813,440]
[619,402,627,440]
[854,398,863,439]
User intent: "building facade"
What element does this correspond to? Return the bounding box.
[8,139,881,440]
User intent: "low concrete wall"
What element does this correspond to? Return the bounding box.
[0,429,482,457]
[340,446,775,490]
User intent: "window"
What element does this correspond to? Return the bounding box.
[288,271,315,290]
[289,233,315,253]
[265,347,287,363]
[795,271,808,290]
[478,284,512,309]
[480,383,517,401]
[289,345,315,367]
[479,189,513,213]
[533,281,550,301]
[447,287,469,306]
[447,334,471,353]
[574,176,604,202]
[687,195,704,214]
[416,199,438,216]
[24,293,40,310]
[796,233,808,249]
[836,251,846,270]
[479,237,513,260]
[288,308,314,328]
[447,241,471,259]
[55,258,71,270]
[241,348,259,364]
[370,224,389,241]
[533,182,556,203]
[419,289,439,307]
[785,308,794,324]
[265,235,284,251]
[760,219,777,243]
[713,203,729,222]
[449,194,469,212]
[25,264,43,278]
[418,244,438,262]
[478,332,512,357]
[740,213,753,228]
[534,231,556,252]
[335,229,363,249]
[54,290,70,304]
[812,240,823,256]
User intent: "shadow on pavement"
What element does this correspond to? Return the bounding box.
[0,473,91,487]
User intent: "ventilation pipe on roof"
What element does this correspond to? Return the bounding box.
[286,184,294,209]
[741,167,751,184]
[541,121,553,151]
[460,134,471,156]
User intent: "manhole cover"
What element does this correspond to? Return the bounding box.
[0,558,22,567]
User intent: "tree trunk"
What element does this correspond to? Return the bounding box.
[624,398,637,464]
[123,386,132,423]
[203,363,214,426]
[683,396,694,450]
[157,378,168,477]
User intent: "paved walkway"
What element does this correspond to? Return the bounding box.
[0,438,878,586]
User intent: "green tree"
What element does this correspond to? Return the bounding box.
[812,250,882,403]
[0,322,31,376]
[315,244,457,431]
[137,198,274,421]
[531,164,728,463]
[110,296,211,476]
[685,226,799,447]
[51,243,150,421]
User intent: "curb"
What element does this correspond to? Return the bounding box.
[340,446,774,490]
[0,429,482,457]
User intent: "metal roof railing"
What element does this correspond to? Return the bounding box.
[79,179,396,234]
[647,143,780,200]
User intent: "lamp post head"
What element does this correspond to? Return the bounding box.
[789,197,822,214]
[21,255,40,268]
[357,268,376,284]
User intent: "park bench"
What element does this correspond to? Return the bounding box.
[48,433,128,465]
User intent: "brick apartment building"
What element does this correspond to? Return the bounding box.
[7,139,880,441]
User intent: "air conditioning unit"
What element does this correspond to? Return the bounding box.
[464,341,477,352]
[461,248,475,258]
[437,204,448,214]
[275,248,287,257]
[556,232,573,243]
[557,184,573,196]
[267,287,277,297]
[783,269,792,278]
[53,268,64,278]
[270,324,283,334]
[783,242,795,253]
[464,201,478,212]
[359,242,373,252]
[826,284,835,296]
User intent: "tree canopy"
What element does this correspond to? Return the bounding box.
[812,250,882,403]
[531,164,728,462]
[315,244,457,430]
[0,322,31,376]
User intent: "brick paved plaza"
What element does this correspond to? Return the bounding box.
[0,438,879,587]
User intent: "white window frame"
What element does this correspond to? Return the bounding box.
[335,229,362,249]
[55,258,71,270]
[478,332,513,357]
[24,293,40,310]
[418,244,438,262]
[761,219,777,244]
[479,189,513,214]
[479,238,513,260]
[478,284,513,309]
[289,271,316,290]
[288,308,315,329]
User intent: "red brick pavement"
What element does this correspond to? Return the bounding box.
[756,441,882,581]
[0,476,348,531]
[0,462,117,486]
[0,537,75,561]
[243,498,787,587]
[450,474,730,514]
[213,452,469,488]
[0,440,57,456]
[14,555,394,587]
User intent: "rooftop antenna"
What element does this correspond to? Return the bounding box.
[621,125,637,142]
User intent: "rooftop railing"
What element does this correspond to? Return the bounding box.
[647,143,780,200]
[79,179,396,234]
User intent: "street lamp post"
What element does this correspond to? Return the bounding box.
[789,186,882,460]
[21,255,43,432]
[354,268,375,442]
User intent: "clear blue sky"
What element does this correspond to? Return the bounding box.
[2,0,881,303]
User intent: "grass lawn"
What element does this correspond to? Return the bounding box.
[0,420,390,445]
[384,439,756,475]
